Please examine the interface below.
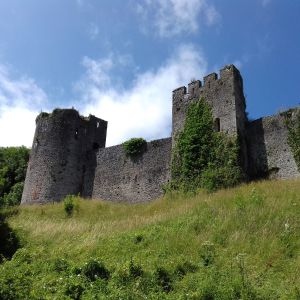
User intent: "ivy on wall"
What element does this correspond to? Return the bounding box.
[170,98,242,192]
[285,110,300,171]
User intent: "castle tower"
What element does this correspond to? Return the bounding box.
[21,109,107,204]
[172,64,248,172]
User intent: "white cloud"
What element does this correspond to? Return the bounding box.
[136,0,221,37]
[0,45,208,148]
[0,64,48,147]
[75,44,208,146]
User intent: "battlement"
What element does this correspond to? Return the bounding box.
[172,64,246,143]
[172,64,242,98]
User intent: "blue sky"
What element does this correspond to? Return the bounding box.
[0,0,299,146]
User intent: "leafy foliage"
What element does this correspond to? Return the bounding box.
[123,137,147,157]
[171,98,242,192]
[63,195,79,217]
[0,147,29,207]
[0,210,20,263]
[81,258,110,281]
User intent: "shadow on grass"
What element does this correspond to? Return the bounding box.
[0,209,21,263]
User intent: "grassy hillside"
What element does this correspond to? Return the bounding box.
[1,179,300,299]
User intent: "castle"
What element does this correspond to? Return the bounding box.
[21,65,300,204]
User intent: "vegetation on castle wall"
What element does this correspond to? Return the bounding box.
[0,147,29,208]
[285,110,300,171]
[123,138,147,157]
[171,98,242,192]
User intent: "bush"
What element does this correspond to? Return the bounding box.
[200,241,216,267]
[123,138,147,157]
[174,261,198,278]
[0,146,29,207]
[52,258,69,272]
[3,182,24,207]
[154,267,172,292]
[114,259,144,286]
[81,259,110,281]
[63,195,78,217]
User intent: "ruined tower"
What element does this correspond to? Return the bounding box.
[21,109,107,204]
[172,65,248,172]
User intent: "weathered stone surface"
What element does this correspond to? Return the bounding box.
[21,65,300,205]
[92,138,171,203]
[247,110,300,179]
[21,109,107,204]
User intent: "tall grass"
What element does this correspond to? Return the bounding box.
[1,179,300,299]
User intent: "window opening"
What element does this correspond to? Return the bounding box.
[214,118,220,132]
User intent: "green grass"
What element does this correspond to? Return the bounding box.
[1,179,300,299]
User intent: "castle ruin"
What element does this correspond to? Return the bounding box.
[21,65,300,204]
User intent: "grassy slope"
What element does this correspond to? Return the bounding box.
[1,179,300,299]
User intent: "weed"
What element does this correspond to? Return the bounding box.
[200,241,216,267]
[81,258,110,281]
[154,266,173,292]
[63,195,79,217]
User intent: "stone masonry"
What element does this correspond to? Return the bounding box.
[21,65,300,204]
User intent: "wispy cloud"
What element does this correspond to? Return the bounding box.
[136,0,221,37]
[0,64,48,147]
[75,44,208,146]
[0,45,208,148]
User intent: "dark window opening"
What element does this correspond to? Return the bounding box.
[75,129,78,139]
[93,142,99,150]
[214,118,220,132]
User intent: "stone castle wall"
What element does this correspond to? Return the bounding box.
[247,110,300,179]
[21,65,300,205]
[92,138,171,203]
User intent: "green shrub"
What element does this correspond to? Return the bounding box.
[133,234,143,244]
[3,182,24,207]
[154,266,172,292]
[174,261,198,278]
[0,146,29,207]
[64,280,85,300]
[200,241,216,267]
[63,195,78,217]
[52,258,69,272]
[81,258,110,281]
[123,138,147,157]
[114,259,143,286]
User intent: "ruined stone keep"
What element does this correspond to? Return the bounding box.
[21,65,300,204]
